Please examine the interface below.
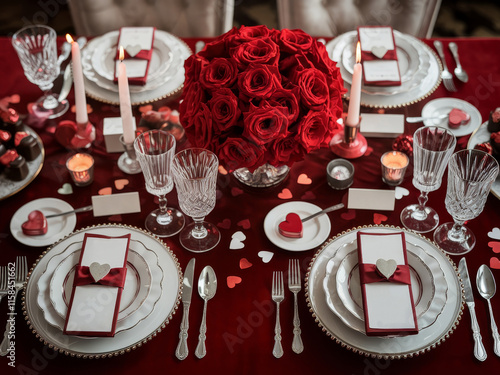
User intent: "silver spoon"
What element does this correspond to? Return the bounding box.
[301,203,344,222]
[449,42,468,83]
[477,264,500,357]
[195,266,217,359]
[406,113,448,123]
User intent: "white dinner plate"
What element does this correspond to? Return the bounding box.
[264,201,331,251]
[10,198,77,247]
[422,98,482,137]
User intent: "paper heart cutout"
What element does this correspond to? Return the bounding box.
[231,187,244,196]
[114,179,129,190]
[372,45,388,59]
[218,165,228,175]
[278,213,303,238]
[125,44,142,57]
[488,228,500,240]
[89,262,111,282]
[301,191,316,200]
[258,251,274,263]
[489,241,500,253]
[297,173,312,185]
[278,188,293,199]
[217,218,231,229]
[341,209,356,220]
[395,186,410,199]
[374,213,388,224]
[227,276,242,288]
[138,104,153,113]
[230,231,246,249]
[490,257,500,269]
[57,183,73,195]
[448,108,470,129]
[237,219,251,229]
[98,187,112,195]
[376,258,397,279]
[239,258,253,269]
[21,210,48,236]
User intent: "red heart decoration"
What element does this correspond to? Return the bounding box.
[114,179,129,190]
[239,258,253,269]
[374,213,388,224]
[217,219,231,229]
[341,209,356,220]
[218,165,228,175]
[237,219,251,229]
[301,191,316,200]
[297,173,312,185]
[448,108,470,128]
[138,104,154,113]
[231,187,244,196]
[98,187,112,195]
[490,257,500,269]
[21,210,48,236]
[278,213,303,238]
[277,188,293,199]
[489,241,500,253]
[227,276,242,288]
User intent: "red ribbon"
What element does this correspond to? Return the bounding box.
[73,266,127,288]
[359,264,411,285]
[360,49,398,62]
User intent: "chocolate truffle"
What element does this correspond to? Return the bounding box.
[488,108,500,133]
[4,155,28,181]
[16,134,40,161]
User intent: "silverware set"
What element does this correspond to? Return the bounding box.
[459,257,500,361]
[434,40,468,92]
[271,259,304,358]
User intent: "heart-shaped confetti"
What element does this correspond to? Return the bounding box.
[376,258,397,279]
[301,191,316,200]
[490,257,500,269]
[258,251,274,263]
[230,231,246,249]
[278,188,293,199]
[98,187,112,195]
[21,210,48,236]
[489,241,500,253]
[278,213,303,238]
[488,228,500,240]
[227,276,242,288]
[218,165,228,175]
[57,183,73,195]
[89,262,111,282]
[125,44,142,57]
[231,187,244,196]
[371,45,388,59]
[217,219,231,229]
[138,104,153,113]
[374,213,388,224]
[70,103,92,114]
[237,219,251,229]
[114,179,129,190]
[395,186,410,199]
[341,209,356,220]
[239,258,253,269]
[297,173,312,185]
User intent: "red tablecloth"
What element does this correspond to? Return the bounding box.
[1,36,500,374]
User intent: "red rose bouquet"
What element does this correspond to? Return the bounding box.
[180,25,346,172]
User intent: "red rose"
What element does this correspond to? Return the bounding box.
[180,82,206,126]
[269,133,305,166]
[231,38,280,68]
[296,110,334,152]
[277,29,313,54]
[242,102,288,146]
[187,103,213,149]
[268,87,300,123]
[297,68,329,109]
[207,88,241,132]
[184,55,208,86]
[238,64,282,100]
[199,58,238,91]
[238,25,271,40]
[217,137,265,172]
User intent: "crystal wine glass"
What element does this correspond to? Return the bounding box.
[172,148,220,252]
[400,126,456,233]
[434,149,499,255]
[134,130,185,237]
[11,25,69,119]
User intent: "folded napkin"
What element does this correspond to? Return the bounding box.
[114,27,156,86]
[356,231,418,336]
[357,26,401,87]
[63,233,131,337]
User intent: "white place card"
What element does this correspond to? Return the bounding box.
[91,192,141,216]
[363,60,401,83]
[358,27,395,54]
[114,27,155,81]
[360,113,404,138]
[347,188,395,211]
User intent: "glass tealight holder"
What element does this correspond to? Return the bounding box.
[66,153,94,186]
[380,151,409,186]
[326,159,355,190]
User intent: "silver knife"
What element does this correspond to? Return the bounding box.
[175,258,196,360]
[57,63,73,103]
[458,257,487,361]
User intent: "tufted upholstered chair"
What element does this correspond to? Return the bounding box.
[277,0,442,38]
[67,0,234,37]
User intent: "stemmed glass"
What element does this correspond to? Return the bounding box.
[400,126,456,233]
[134,130,185,237]
[434,149,499,255]
[172,148,220,253]
[11,25,69,118]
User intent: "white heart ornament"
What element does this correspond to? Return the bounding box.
[376,258,397,279]
[229,231,246,250]
[371,46,388,59]
[395,186,410,199]
[125,44,142,58]
[258,251,274,263]
[89,262,111,282]
[488,227,500,240]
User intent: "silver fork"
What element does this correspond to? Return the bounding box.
[434,40,457,92]
[0,256,28,356]
[0,267,7,304]
[288,259,304,354]
[272,271,284,358]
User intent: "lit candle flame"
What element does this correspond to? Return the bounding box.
[355,41,361,64]
[119,46,124,62]
[66,34,74,44]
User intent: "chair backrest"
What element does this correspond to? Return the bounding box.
[68,0,234,37]
[277,0,442,38]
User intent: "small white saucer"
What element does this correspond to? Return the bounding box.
[264,201,331,251]
[422,98,482,137]
[10,198,77,247]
